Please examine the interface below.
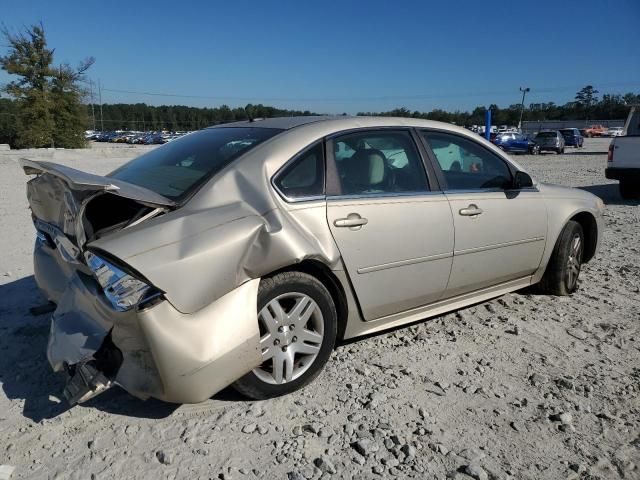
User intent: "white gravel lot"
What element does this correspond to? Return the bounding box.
[0,138,638,480]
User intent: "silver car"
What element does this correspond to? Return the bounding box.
[21,116,604,404]
[534,130,566,154]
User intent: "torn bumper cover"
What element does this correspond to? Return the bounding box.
[40,239,263,405]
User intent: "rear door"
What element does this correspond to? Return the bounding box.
[326,129,454,321]
[419,130,547,298]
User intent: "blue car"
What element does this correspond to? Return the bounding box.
[559,128,584,148]
[491,132,540,155]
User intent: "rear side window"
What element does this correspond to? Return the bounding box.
[274,143,324,200]
[421,131,512,191]
[331,130,429,196]
[109,127,282,200]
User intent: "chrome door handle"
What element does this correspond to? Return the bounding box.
[334,213,368,228]
[459,204,483,216]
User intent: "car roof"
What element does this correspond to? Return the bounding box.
[206,115,485,138]
[207,116,339,130]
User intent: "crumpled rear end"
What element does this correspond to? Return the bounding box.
[37,234,263,404]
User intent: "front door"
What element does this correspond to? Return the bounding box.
[420,130,547,297]
[326,129,454,320]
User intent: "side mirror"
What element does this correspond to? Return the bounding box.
[513,171,533,189]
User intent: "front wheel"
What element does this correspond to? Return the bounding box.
[530,145,540,155]
[539,221,584,295]
[232,271,337,399]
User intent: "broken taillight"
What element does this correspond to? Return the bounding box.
[84,250,159,311]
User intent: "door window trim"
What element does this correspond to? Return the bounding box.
[324,127,437,199]
[271,140,326,203]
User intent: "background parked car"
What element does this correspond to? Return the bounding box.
[581,125,608,137]
[492,132,540,154]
[607,126,624,137]
[534,130,566,154]
[559,128,584,148]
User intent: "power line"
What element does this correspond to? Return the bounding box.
[101,81,640,103]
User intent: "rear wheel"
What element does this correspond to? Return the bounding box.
[539,221,584,295]
[232,272,337,399]
[530,144,540,155]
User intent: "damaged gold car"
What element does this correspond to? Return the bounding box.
[21,116,604,405]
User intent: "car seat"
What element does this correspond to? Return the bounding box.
[341,149,389,194]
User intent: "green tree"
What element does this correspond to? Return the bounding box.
[0,24,55,148]
[51,60,94,148]
[575,85,599,108]
[1,23,93,148]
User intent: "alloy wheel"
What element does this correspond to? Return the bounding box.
[253,293,324,384]
[566,234,583,289]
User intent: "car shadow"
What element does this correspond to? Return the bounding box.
[562,150,607,156]
[0,275,71,422]
[0,275,251,421]
[578,183,639,206]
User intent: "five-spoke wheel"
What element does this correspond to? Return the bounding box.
[253,293,324,385]
[540,220,585,295]
[232,272,337,399]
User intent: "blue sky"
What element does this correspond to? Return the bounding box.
[1,0,639,113]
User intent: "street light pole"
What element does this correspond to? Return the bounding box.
[518,87,530,131]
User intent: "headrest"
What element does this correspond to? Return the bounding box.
[345,149,386,187]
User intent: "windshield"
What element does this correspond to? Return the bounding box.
[109,127,282,200]
[536,132,557,138]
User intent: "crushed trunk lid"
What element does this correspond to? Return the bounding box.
[21,159,174,259]
[20,159,175,208]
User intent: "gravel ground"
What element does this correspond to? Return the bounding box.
[0,138,638,480]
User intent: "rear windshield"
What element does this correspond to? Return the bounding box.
[108,127,281,200]
[536,132,557,138]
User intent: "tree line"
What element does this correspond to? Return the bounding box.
[84,103,316,132]
[359,86,639,127]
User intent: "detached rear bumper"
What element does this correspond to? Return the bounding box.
[605,167,640,181]
[37,239,263,404]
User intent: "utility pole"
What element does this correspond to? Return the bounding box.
[518,87,530,131]
[98,79,104,132]
[89,79,96,131]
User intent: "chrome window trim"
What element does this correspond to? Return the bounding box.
[443,186,540,195]
[327,190,445,201]
[273,191,326,203]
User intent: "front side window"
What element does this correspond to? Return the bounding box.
[421,131,513,191]
[109,127,282,200]
[332,130,428,195]
[274,143,324,199]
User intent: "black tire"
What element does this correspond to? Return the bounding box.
[539,221,584,296]
[530,145,540,155]
[619,181,640,200]
[232,271,337,400]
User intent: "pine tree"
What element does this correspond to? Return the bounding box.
[51,61,93,148]
[0,24,55,148]
[1,23,94,148]
[575,85,599,108]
